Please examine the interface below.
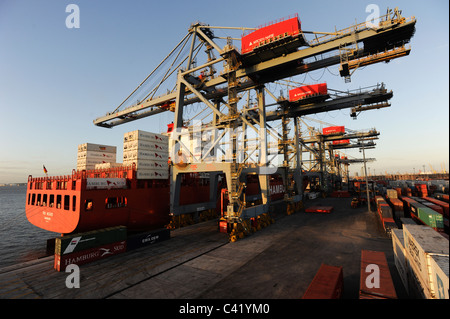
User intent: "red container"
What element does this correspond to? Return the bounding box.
[332,139,350,145]
[322,126,345,135]
[422,202,444,215]
[219,220,228,233]
[302,264,343,299]
[54,241,126,272]
[423,197,449,218]
[288,83,328,102]
[241,17,301,54]
[359,250,397,299]
[388,198,403,211]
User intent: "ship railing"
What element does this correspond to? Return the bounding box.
[73,163,136,179]
[27,164,137,189]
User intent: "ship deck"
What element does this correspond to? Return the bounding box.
[0,196,408,300]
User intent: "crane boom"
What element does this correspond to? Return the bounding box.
[93,11,415,128]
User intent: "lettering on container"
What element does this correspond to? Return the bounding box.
[407,237,421,271]
[365,264,380,289]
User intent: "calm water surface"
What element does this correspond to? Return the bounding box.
[0,185,57,269]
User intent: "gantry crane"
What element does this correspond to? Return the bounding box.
[93,8,416,228]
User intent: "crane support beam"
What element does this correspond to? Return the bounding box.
[93,15,415,128]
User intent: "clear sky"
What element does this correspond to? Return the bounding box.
[0,0,448,183]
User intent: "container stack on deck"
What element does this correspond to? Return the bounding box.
[375,196,396,237]
[77,143,117,171]
[392,224,449,299]
[123,130,169,179]
[385,189,404,226]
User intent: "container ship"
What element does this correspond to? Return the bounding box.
[25,128,305,235]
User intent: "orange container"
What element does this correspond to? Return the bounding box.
[302,264,343,299]
[359,250,397,299]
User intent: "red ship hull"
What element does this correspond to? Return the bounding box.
[26,167,172,234]
[26,166,308,235]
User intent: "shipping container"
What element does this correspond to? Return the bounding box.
[123,149,168,161]
[78,143,117,154]
[241,16,302,54]
[386,189,398,199]
[378,203,393,220]
[422,202,444,215]
[124,130,168,143]
[391,229,408,291]
[322,126,345,136]
[359,250,397,299]
[94,162,123,170]
[77,158,115,166]
[123,140,169,152]
[288,83,328,102]
[302,264,344,299]
[332,139,350,145]
[54,240,126,271]
[55,226,127,255]
[383,218,397,237]
[435,193,449,202]
[429,254,449,299]
[424,197,449,218]
[400,217,418,227]
[77,150,116,160]
[123,159,167,170]
[403,224,449,298]
[410,202,444,231]
[388,198,403,211]
[126,228,170,251]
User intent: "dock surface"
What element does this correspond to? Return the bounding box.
[0,197,407,299]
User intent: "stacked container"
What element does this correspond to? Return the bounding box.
[123,130,169,179]
[77,143,117,171]
[401,224,449,299]
[415,183,428,197]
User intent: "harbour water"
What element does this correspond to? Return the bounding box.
[0,185,57,269]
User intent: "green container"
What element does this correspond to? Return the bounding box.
[55,226,127,255]
[417,206,444,230]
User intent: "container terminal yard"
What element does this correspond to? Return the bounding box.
[1,7,448,301]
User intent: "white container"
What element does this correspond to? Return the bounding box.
[94,162,123,170]
[386,189,398,199]
[124,130,168,143]
[136,168,168,180]
[123,140,168,152]
[123,159,166,170]
[78,143,117,153]
[429,254,449,299]
[403,224,449,298]
[77,158,112,166]
[392,229,408,291]
[77,151,116,161]
[406,260,432,299]
[123,149,168,161]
